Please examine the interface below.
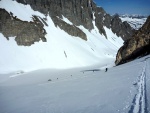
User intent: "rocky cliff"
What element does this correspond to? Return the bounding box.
[0,9,46,46]
[0,0,134,46]
[115,16,150,65]
[18,0,134,40]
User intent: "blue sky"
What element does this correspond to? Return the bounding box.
[94,0,150,15]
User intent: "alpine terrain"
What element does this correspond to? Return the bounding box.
[0,0,134,73]
[119,14,147,30]
[0,0,150,113]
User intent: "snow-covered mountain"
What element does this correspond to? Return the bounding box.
[0,0,150,113]
[0,0,133,74]
[119,14,147,30]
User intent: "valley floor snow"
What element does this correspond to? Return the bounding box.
[0,55,150,113]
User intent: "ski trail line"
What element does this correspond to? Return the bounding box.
[128,60,147,113]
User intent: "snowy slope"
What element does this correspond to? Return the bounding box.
[0,0,45,21]
[0,54,149,113]
[120,16,147,30]
[0,0,123,73]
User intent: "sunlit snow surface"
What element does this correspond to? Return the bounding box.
[0,55,150,113]
[120,17,147,30]
[0,0,45,21]
[0,0,150,113]
[0,0,123,73]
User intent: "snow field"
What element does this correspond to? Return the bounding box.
[0,55,149,113]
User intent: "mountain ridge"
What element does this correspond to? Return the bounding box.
[8,0,134,45]
[119,14,147,30]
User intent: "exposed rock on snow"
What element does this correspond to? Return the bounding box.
[0,9,46,46]
[116,16,150,65]
[15,0,133,41]
[51,16,87,40]
[111,14,134,41]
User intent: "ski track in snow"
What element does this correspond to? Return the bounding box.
[128,60,148,113]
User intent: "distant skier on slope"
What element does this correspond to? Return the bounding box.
[105,68,108,72]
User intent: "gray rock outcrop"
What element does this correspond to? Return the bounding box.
[52,16,87,40]
[16,0,134,40]
[115,16,150,65]
[0,9,46,46]
[0,0,134,46]
[111,14,134,40]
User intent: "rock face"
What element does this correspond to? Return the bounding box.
[0,0,134,46]
[111,14,134,40]
[52,16,87,40]
[16,0,133,40]
[115,16,150,65]
[0,9,46,46]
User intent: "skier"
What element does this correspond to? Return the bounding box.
[105,68,108,72]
